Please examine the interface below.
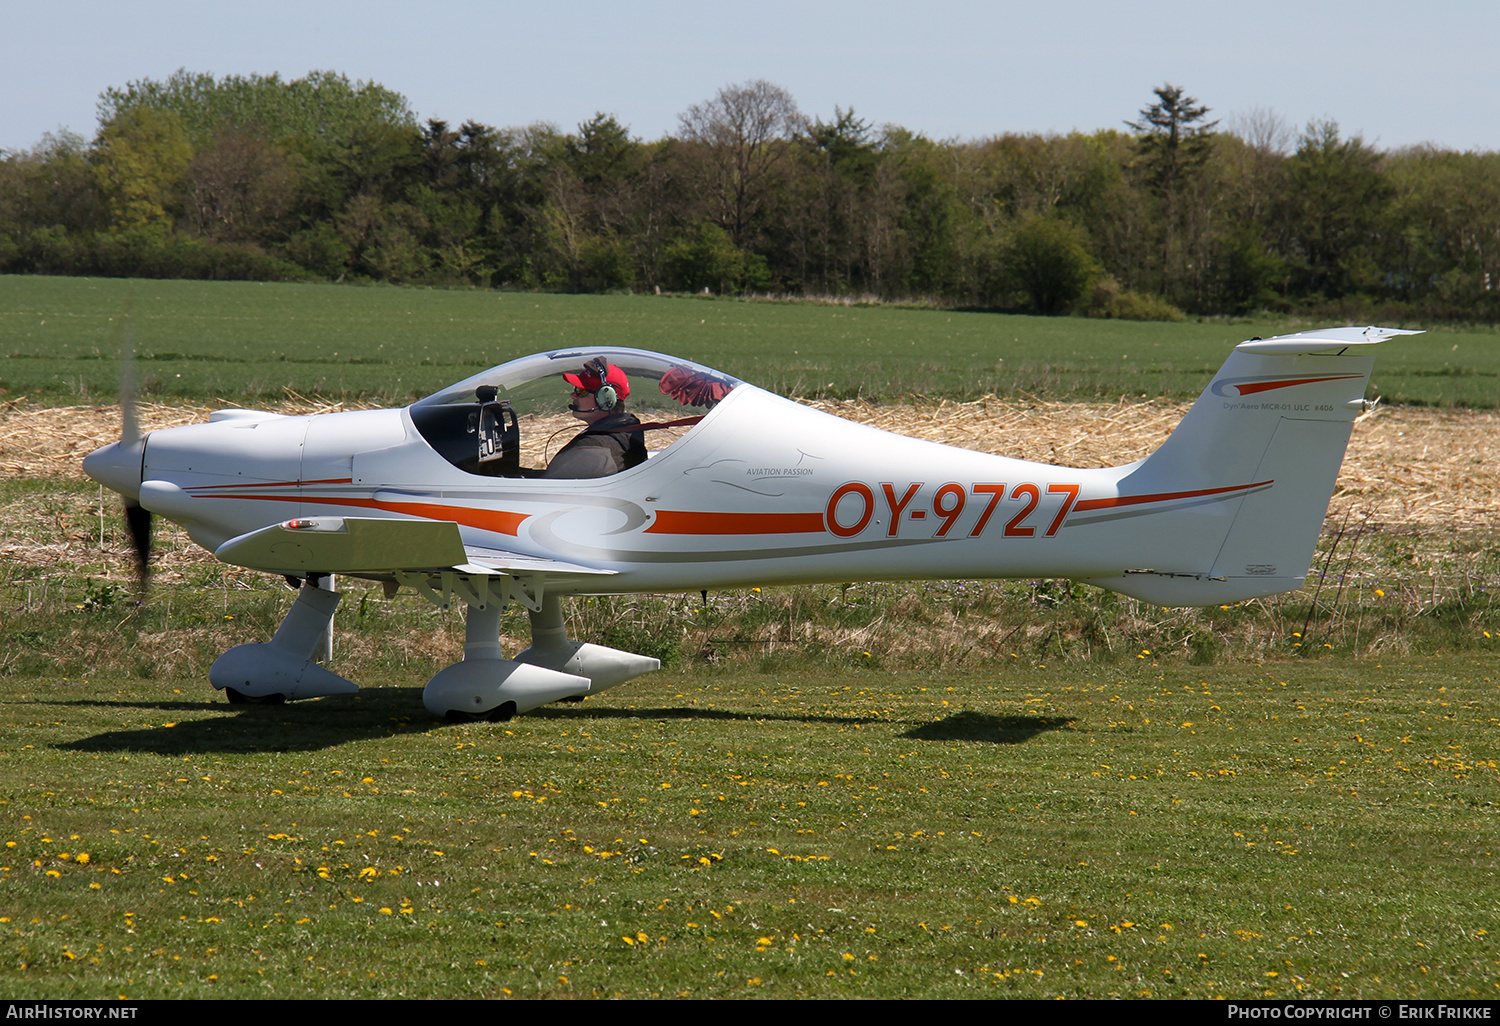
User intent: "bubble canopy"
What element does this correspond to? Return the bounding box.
[413,348,740,416]
[408,348,742,476]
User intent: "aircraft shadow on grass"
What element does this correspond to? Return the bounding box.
[49,688,436,756]
[901,710,1075,744]
[45,691,884,756]
[43,691,1067,755]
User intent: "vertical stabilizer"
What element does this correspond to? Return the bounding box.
[1082,326,1414,604]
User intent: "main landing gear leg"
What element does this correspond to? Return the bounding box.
[516,594,662,695]
[404,575,663,722]
[421,588,590,722]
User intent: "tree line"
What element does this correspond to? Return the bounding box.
[3,70,1497,322]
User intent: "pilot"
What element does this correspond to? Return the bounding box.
[543,358,648,478]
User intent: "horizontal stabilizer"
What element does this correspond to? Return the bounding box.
[1235,325,1421,355]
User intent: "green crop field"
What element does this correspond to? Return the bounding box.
[3,275,1497,406]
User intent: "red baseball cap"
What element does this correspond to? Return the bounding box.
[564,361,630,400]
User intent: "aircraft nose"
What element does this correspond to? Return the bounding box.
[83,438,145,501]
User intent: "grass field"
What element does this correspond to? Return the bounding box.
[3,276,1498,406]
[2,656,1498,1000]
[0,275,1496,999]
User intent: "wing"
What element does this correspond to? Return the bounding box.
[214,516,615,578]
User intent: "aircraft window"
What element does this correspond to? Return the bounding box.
[409,348,739,476]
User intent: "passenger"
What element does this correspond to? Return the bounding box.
[543,358,648,478]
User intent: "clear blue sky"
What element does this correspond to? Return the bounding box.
[4,0,1497,154]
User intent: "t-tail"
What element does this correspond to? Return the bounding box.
[1079,326,1417,606]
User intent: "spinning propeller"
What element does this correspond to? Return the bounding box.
[119,323,153,592]
[83,301,153,595]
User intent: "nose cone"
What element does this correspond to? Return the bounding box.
[83,438,145,501]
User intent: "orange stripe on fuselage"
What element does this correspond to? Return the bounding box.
[187,490,528,536]
[646,510,826,535]
[649,481,1269,535]
[1073,480,1270,511]
[339,497,529,537]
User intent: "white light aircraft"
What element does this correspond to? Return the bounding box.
[83,326,1414,721]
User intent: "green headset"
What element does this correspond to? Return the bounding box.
[584,357,619,411]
